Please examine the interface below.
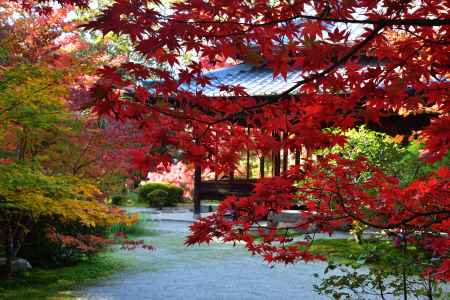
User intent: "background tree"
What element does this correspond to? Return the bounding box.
[0,1,140,277]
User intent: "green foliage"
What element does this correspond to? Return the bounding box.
[109,192,142,207]
[324,126,405,177]
[396,140,450,186]
[325,126,450,186]
[0,163,85,217]
[0,64,70,134]
[147,189,169,209]
[138,183,182,208]
[0,163,136,226]
[111,195,125,206]
[0,163,138,274]
[349,221,368,245]
[126,192,139,205]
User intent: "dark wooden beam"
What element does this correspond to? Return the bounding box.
[295,148,301,165]
[246,150,251,179]
[366,113,438,136]
[193,165,202,217]
[273,132,281,177]
[198,179,256,201]
[282,131,288,174]
[246,127,251,179]
[260,156,265,178]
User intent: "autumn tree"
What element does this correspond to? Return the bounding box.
[0,2,141,278]
[15,0,450,296]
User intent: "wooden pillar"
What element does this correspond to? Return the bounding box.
[274,153,281,176]
[282,131,288,174]
[246,127,251,179]
[282,149,288,174]
[295,148,301,165]
[273,132,281,177]
[246,150,251,179]
[193,165,202,217]
[260,156,265,178]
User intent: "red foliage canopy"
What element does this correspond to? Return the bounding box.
[23,0,450,280]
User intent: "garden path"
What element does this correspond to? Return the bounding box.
[77,209,357,300]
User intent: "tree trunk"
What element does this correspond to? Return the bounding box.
[1,214,31,279]
[427,275,433,300]
[402,236,408,300]
[3,221,14,279]
[193,165,202,217]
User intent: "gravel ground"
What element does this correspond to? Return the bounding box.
[77,210,332,300]
[77,209,446,300]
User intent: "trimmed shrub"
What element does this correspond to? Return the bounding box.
[138,183,183,208]
[147,190,168,209]
[111,195,125,206]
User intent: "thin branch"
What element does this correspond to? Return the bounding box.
[334,191,450,230]
[170,14,450,28]
[207,24,384,125]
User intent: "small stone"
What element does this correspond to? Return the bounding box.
[0,257,32,273]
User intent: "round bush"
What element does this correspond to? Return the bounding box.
[138,183,183,208]
[111,195,125,206]
[147,189,168,209]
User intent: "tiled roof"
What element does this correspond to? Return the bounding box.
[151,59,444,97]
[184,63,302,97]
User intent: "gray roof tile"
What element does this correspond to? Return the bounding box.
[185,63,302,97]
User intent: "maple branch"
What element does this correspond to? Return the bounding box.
[279,24,384,97]
[170,15,450,28]
[400,28,450,45]
[72,157,102,175]
[285,15,450,27]
[333,190,450,230]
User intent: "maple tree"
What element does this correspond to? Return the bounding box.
[0,1,144,278]
[10,0,450,296]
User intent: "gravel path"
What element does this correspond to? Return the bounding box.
[78,210,333,300]
[78,209,447,300]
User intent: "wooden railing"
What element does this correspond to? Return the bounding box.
[198,179,256,201]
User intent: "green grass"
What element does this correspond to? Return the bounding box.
[308,238,366,264]
[108,218,158,239]
[0,251,136,300]
[1,213,157,299]
[254,233,395,266]
[308,238,419,271]
[118,191,144,207]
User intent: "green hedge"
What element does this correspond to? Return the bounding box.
[137,183,183,208]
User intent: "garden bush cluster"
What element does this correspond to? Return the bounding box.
[138,183,183,208]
